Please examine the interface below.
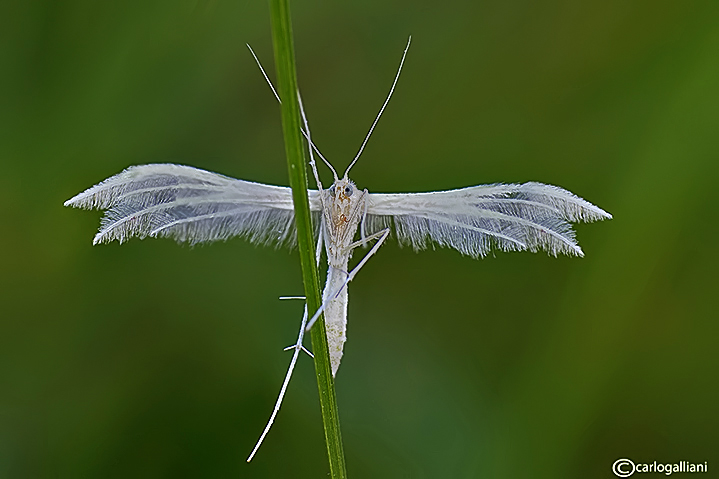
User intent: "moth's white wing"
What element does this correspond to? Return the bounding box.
[65,164,322,246]
[364,182,611,258]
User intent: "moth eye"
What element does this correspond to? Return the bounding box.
[329,185,336,196]
[344,185,353,197]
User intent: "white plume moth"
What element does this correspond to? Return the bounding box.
[64,37,611,460]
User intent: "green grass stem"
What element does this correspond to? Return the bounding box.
[267,1,348,477]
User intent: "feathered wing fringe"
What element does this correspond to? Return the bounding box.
[365,182,612,258]
[64,164,321,247]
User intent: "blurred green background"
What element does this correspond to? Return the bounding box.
[2,0,717,477]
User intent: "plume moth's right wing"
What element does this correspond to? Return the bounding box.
[64,163,322,246]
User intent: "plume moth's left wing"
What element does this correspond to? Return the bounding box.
[364,182,611,258]
[65,163,322,246]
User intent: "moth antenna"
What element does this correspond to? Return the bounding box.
[344,36,411,179]
[304,133,336,181]
[247,44,338,183]
[246,44,281,104]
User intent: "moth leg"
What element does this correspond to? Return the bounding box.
[278,296,313,357]
[343,228,390,286]
[306,228,391,331]
[360,189,369,247]
[347,227,387,252]
[315,219,324,267]
[247,301,310,462]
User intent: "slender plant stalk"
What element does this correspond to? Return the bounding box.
[267,1,348,477]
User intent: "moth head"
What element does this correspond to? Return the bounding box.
[326,178,361,240]
[328,179,355,201]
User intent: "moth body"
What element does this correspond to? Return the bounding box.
[320,177,367,376]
